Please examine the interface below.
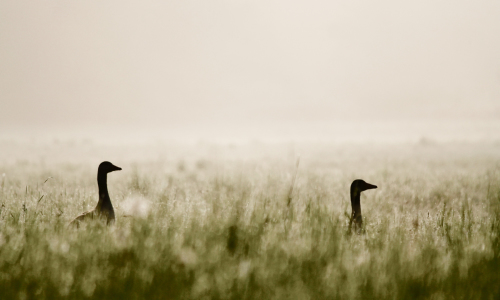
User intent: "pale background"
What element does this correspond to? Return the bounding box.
[1,0,499,143]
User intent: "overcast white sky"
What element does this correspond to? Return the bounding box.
[1,0,499,142]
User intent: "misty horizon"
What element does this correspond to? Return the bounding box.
[1,0,499,143]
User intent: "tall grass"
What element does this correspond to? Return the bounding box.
[0,141,499,299]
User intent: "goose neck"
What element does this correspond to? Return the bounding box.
[97,172,111,208]
[351,191,361,217]
[98,172,108,194]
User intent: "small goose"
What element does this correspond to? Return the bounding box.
[70,161,122,226]
[227,225,238,255]
[349,179,377,233]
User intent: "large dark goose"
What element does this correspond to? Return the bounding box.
[349,179,377,232]
[70,161,121,225]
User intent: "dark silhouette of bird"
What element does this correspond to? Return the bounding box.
[349,179,377,233]
[227,225,238,255]
[70,161,121,226]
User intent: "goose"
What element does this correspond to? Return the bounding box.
[227,225,238,255]
[349,179,377,233]
[70,161,122,226]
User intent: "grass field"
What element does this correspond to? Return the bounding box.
[0,140,500,299]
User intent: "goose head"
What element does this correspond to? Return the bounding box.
[350,179,377,198]
[98,161,122,174]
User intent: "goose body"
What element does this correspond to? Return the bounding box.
[70,161,121,226]
[349,179,377,232]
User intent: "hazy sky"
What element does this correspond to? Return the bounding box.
[1,0,499,142]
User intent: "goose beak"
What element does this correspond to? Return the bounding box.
[111,165,122,172]
[364,182,377,190]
